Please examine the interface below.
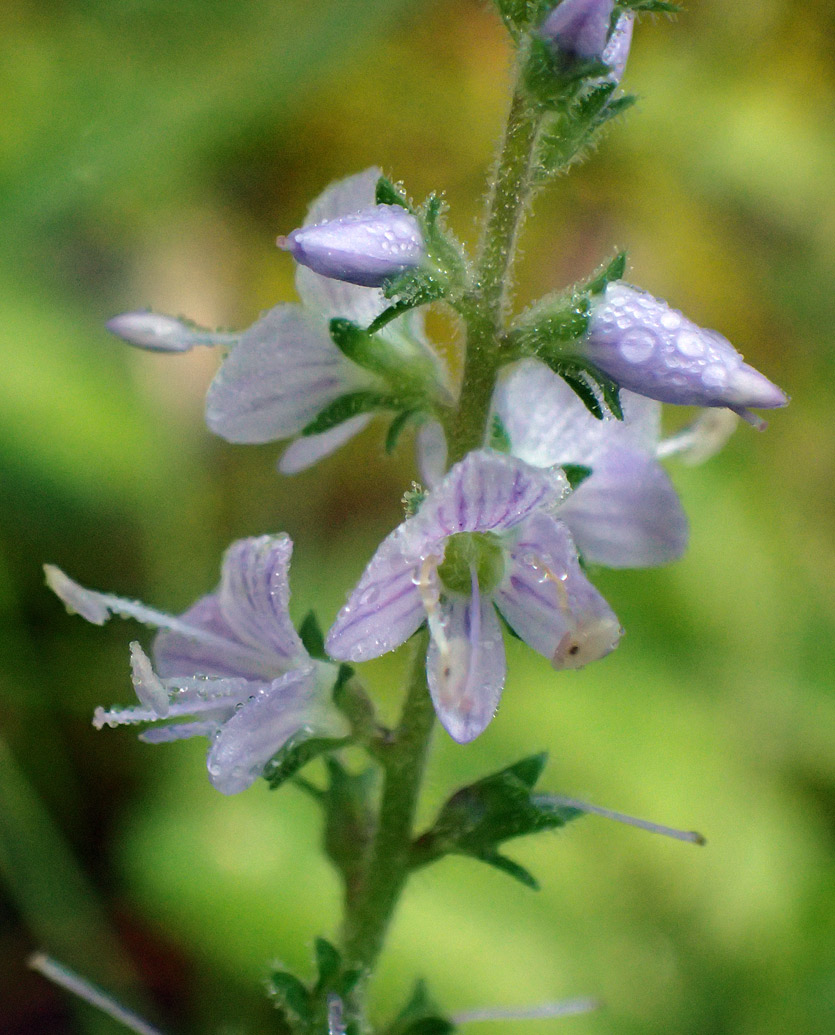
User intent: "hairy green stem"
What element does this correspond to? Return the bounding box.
[447,76,542,463]
[342,628,434,974]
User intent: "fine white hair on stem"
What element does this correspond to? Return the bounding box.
[545,795,706,845]
[453,996,599,1023]
[28,954,166,1035]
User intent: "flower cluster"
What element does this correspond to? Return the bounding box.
[61,6,786,794]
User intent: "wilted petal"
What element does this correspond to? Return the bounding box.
[278,415,371,474]
[602,11,633,83]
[558,446,688,567]
[205,304,367,444]
[326,533,425,663]
[206,666,345,794]
[294,168,389,325]
[583,283,788,413]
[494,513,621,667]
[129,642,169,717]
[426,580,506,743]
[492,358,659,468]
[106,311,235,352]
[404,450,569,557]
[416,419,448,488]
[279,204,424,288]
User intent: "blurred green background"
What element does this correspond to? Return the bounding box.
[1,0,834,1032]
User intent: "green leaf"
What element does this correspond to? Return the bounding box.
[263,735,350,791]
[314,938,342,992]
[376,175,412,210]
[560,371,605,420]
[322,758,377,894]
[618,0,682,13]
[586,251,628,295]
[266,969,312,1027]
[385,409,419,454]
[488,413,512,453]
[410,753,581,887]
[301,391,401,436]
[385,980,455,1035]
[534,85,636,179]
[369,271,447,334]
[298,610,326,660]
[523,37,611,110]
[562,464,593,490]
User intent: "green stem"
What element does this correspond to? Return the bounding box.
[342,627,434,974]
[447,75,542,463]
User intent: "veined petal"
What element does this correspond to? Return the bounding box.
[558,446,688,567]
[325,532,425,663]
[278,414,371,475]
[492,358,660,469]
[494,513,621,668]
[206,666,346,795]
[294,168,389,325]
[403,450,569,558]
[426,578,506,743]
[216,535,306,664]
[205,305,368,444]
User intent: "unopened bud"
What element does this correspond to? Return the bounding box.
[278,204,425,287]
[580,283,788,418]
[106,311,234,352]
[540,0,615,61]
[602,11,634,83]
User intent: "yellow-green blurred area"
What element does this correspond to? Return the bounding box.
[1,0,833,1032]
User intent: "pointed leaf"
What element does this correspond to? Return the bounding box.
[385,409,419,454]
[267,970,312,1026]
[263,734,350,791]
[477,851,539,890]
[586,251,628,295]
[301,391,401,436]
[298,611,326,660]
[376,175,412,211]
[314,938,342,992]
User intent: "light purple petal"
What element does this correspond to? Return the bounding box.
[205,304,368,444]
[140,720,221,744]
[492,358,660,469]
[280,205,424,288]
[416,419,448,488]
[278,414,371,474]
[426,580,506,743]
[215,535,306,664]
[558,446,688,567]
[155,535,306,681]
[325,532,425,663]
[493,513,621,667]
[403,450,569,559]
[602,11,633,83]
[540,0,614,59]
[205,666,344,795]
[583,283,788,411]
[294,168,389,325]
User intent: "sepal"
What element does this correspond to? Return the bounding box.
[523,35,611,110]
[375,174,413,211]
[301,391,403,436]
[409,754,582,888]
[384,980,455,1035]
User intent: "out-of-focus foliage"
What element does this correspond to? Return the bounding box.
[1,1,833,1032]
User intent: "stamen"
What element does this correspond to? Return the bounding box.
[415,555,449,658]
[28,954,166,1035]
[544,794,706,845]
[453,997,599,1023]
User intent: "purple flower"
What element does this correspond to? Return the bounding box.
[540,0,615,61]
[205,168,449,473]
[326,450,621,743]
[492,358,688,568]
[45,535,345,794]
[579,283,788,422]
[278,204,425,288]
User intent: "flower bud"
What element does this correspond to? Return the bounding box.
[540,0,615,61]
[278,204,425,288]
[106,311,235,352]
[580,283,788,417]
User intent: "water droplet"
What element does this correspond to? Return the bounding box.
[677,330,705,357]
[702,363,728,389]
[620,329,656,363]
[360,585,380,606]
[660,311,681,331]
